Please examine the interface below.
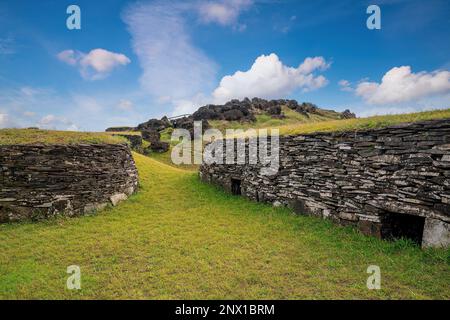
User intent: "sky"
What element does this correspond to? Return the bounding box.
[0,0,449,131]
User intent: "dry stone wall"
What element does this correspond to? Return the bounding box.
[0,143,138,222]
[199,119,450,248]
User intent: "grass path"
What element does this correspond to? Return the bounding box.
[0,153,449,299]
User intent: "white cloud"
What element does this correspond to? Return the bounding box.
[198,0,252,26]
[118,99,133,111]
[0,113,12,128]
[80,49,130,76]
[38,114,79,131]
[123,1,217,107]
[298,56,330,74]
[57,48,131,80]
[355,66,450,104]
[0,85,152,131]
[338,79,353,92]
[56,50,78,65]
[212,53,330,103]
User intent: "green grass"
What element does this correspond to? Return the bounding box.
[0,153,448,299]
[0,129,126,145]
[146,145,199,171]
[276,108,450,136]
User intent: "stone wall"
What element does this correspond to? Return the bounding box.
[199,119,450,248]
[0,143,138,222]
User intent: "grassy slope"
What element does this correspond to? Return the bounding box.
[280,108,450,136]
[0,153,448,299]
[0,129,126,145]
[207,108,450,138]
[209,106,342,132]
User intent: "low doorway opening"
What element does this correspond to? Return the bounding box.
[231,178,241,196]
[381,212,425,245]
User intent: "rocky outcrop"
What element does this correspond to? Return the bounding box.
[192,98,354,122]
[340,109,356,119]
[141,129,161,143]
[0,143,138,223]
[112,134,143,150]
[136,118,171,132]
[172,117,210,138]
[145,141,170,153]
[193,99,256,122]
[140,129,169,153]
[199,119,450,248]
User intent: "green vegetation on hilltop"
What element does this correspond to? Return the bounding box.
[0,129,127,145]
[279,108,450,136]
[0,153,448,299]
[221,108,450,138]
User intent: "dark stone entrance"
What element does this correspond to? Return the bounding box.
[381,212,426,245]
[231,178,242,195]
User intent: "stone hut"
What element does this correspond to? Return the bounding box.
[200,119,450,248]
[0,143,138,222]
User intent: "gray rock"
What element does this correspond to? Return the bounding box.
[422,218,450,248]
[110,193,128,206]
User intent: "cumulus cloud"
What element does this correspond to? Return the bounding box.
[123,1,327,115]
[198,0,252,26]
[355,66,450,104]
[57,48,131,80]
[212,53,330,103]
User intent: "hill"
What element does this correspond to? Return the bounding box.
[105,98,354,135]
[104,98,355,155]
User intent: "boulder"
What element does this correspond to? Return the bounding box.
[193,106,222,121]
[112,134,142,149]
[223,109,245,121]
[141,129,160,143]
[136,118,170,132]
[267,105,282,115]
[172,117,210,138]
[340,109,357,119]
[110,193,128,206]
[145,141,170,153]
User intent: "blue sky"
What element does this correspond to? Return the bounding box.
[0,0,449,131]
